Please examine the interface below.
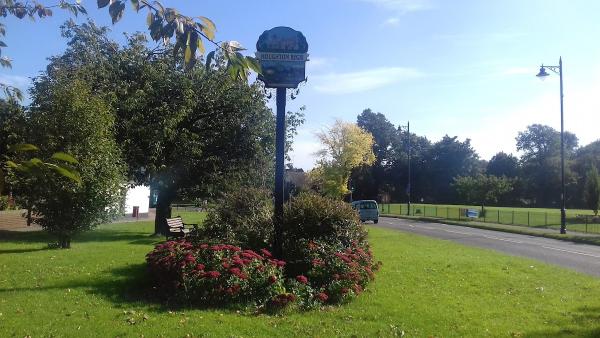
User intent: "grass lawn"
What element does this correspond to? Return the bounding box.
[1,221,600,337]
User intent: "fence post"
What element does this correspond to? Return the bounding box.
[435,206,438,217]
[484,209,486,223]
[586,215,588,233]
[497,210,500,224]
[545,212,548,226]
[512,211,515,225]
[459,208,461,221]
[527,212,530,226]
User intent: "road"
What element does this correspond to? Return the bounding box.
[376,217,600,277]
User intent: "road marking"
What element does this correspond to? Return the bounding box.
[441,229,474,236]
[541,246,600,259]
[481,235,523,244]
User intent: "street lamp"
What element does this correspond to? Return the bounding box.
[399,121,411,216]
[536,57,566,234]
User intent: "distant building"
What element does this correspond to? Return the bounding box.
[123,185,150,218]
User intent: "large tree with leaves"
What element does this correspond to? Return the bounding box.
[311,120,375,199]
[11,79,125,248]
[33,21,293,235]
[453,174,513,212]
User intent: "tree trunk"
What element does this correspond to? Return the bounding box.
[59,236,71,249]
[154,187,175,236]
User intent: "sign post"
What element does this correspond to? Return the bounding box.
[256,27,308,258]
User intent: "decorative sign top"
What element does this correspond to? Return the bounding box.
[256,26,308,54]
[256,27,308,88]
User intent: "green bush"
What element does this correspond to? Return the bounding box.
[0,195,9,211]
[201,188,274,251]
[282,193,367,276]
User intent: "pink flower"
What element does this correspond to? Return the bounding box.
[295,275,308,284]
[317,292,329,302]
[196,264,205,271]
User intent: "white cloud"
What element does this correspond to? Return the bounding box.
[359,0,434,12]
[382,17,400,26]
[311,67,423,94]
[0,74,31,89]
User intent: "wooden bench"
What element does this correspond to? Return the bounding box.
[165,217,197,240]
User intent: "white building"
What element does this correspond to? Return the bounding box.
[123,185,150,217]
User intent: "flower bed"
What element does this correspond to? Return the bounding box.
[146,238,382,311]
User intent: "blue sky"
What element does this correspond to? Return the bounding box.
[2,0,600,169]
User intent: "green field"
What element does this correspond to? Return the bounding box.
[380,203,600,234]
[1,219,600,336]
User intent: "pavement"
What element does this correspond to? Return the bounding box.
[375,217,600,277]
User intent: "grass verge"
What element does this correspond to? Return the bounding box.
[382,214,600,246]
[1,222,599,337]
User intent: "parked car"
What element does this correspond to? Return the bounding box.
[351,200,379,223]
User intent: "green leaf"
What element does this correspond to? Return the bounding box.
[184,45,192,65]
[244,56,262,74]
[49,164,82,185]
[9,144,39,152]
[51,152,79,164]
[97,0,110,8]
[109,0,125,24]
[197,16,216,33]
[197,37,205,55]
[146,11,153,26]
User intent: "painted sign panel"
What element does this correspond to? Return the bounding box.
[256,27,308,88]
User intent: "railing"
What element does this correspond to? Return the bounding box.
[379,204,600,234]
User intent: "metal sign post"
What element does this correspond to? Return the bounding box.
[256,27,308,257]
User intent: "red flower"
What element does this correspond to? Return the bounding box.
[196,264,205,271]
[352,284,363,294]
[276,260,286,267]
[229,267,241,275]
[317,292,329,302]
[268,275,277,284]
[199,244,209,249]
[260,248,273,258]
[341,287,349,294]
[296,275,308,284]
[205,271,221,279]
[222,262,231,269]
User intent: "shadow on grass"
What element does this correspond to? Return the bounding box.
[525,306,600,337]
[0,228,162,249]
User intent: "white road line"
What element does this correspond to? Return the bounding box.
[541,246,600,259]
[481,235,523,244]
[441,229,474,236]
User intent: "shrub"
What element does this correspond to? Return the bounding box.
[146,240,287,307]
[283,239,381,308]
[0,195,9,211]
[282,193,367,276]
[201,188,273,251]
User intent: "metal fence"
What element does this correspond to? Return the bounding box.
[379,203,600,234]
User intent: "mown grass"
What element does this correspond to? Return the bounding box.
[1,221,600,337]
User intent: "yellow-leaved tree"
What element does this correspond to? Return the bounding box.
[310,120,375,198]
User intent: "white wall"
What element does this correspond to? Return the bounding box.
[124,185,150,214]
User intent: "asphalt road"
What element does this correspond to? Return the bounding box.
[375,217,600,277]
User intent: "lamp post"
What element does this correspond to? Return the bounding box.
[536,57,566,234]
[400,121,411,216]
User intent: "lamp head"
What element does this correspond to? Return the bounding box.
[536,65,550,80]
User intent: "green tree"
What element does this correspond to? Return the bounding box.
[516,124,578,207]
[487,152,519,178]
[311,121,375,198]
[453,174,513,212]
[352,108,397,200]
[14,79,126,248]
[584,165,600,215]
